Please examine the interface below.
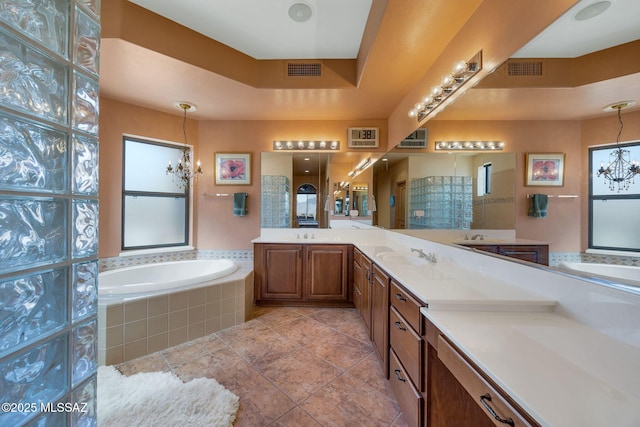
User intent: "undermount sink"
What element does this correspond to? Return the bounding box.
[376,252,429,266]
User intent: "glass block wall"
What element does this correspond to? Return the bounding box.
[0,1,100,426]
[408,176,473,229]
[261,175,291,228]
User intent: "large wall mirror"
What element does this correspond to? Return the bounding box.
[371,149,516,230]
[261,152,330,228]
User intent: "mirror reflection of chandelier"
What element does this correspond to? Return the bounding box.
[166,101,203,190]
[596,101,639,192]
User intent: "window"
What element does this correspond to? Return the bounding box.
[122,137,189,250]
[477,162,492,196]
[589,141,640,252]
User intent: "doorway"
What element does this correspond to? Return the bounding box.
[296,183,318,228]
[394,180,406,229]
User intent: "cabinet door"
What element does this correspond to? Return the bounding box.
[361,254,373,334]
[498,245,549,266]
[353,255,363,314]
[259,244,303,300]
[372,263,390,377]
[305,245,350,301]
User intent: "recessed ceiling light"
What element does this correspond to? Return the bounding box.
[173,101,197,112]
[288,3,312,23]
[574,1,611,21]
[602,100,636,112]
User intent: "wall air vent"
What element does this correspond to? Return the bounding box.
[507,61,543,76]
[287,62,322,77]
[397,129,427,148]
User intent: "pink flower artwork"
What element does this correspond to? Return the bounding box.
[532,159,559,181]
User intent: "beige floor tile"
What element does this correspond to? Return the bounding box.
[116,352,169,376]
[259,347,342,402]
[347,352,394,396]
[271,407,323,426]
[304,329,373,370]
[161,333,226,367]
[222,366,296,427]
[301,374,400,427]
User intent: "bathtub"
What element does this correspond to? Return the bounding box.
[99,259,238,298]
[558,262,640,290]
[98,259,253,366]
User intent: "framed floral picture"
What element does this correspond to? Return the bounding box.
[214,152,251,185]
[525,152,565,186]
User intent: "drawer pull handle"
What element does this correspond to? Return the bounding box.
[480,394,514,426]
[395,293,407,302]
[394,321,407,331]
[393,369,406,382]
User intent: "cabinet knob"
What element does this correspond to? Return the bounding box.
[395,293,407,302]
[479,394,514,426]
[393,369,406,382]
[394,321,407,331]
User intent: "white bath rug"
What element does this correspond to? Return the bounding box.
[97,365,239,427]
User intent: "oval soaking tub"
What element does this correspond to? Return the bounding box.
[558,262,640,290]
[99,259,238,298]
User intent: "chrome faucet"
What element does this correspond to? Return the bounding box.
[411,248,438,263]
[470,234,484,240]
[411,248,426,257]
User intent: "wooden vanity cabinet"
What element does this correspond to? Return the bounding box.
[389,281,425,427]
[371,263,390,375]
[254,243,352,306]
[354,249,373,334]
[462,244,549,266]
[254,244,303,301]
[424,318,537,427]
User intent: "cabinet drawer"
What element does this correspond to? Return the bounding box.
[353,284,362,313]
[390,281,423,333]
[354,247,363,265]
[390,306,422,389]
[437,335,533,427]
[390,349,422,427]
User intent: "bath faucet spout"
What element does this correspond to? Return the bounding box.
[411,248,438,263]
[470,234,484,240]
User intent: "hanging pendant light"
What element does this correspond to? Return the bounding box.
[596,101,639,192]
[166,102,203,190]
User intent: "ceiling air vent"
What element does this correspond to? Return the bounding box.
[507,61,543,76]
[397,129,427,148]
[287,62,322,77]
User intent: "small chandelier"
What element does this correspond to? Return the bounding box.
[166,102,202,190]
[597,101,639,192]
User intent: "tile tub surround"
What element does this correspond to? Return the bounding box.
[98,261,254,365]
[99,249,253,271]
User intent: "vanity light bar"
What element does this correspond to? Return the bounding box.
[273,140,340,150]
[408,50,483,122]
[435,141,505,151]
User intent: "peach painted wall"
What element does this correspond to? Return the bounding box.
[99,98,200,257]
[195,119,388,250]
[100,97,639,256]
[579,109,640,251]
[427,120,583,253]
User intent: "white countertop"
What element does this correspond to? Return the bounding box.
[254,228,640,425]
[424,309,640,427]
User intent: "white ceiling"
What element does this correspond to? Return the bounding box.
[128,0,373,59]
[513,0,640,58]
[103,0,640,122]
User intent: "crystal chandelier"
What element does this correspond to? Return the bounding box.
[166,102,202,190]
[596,101,639,192]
